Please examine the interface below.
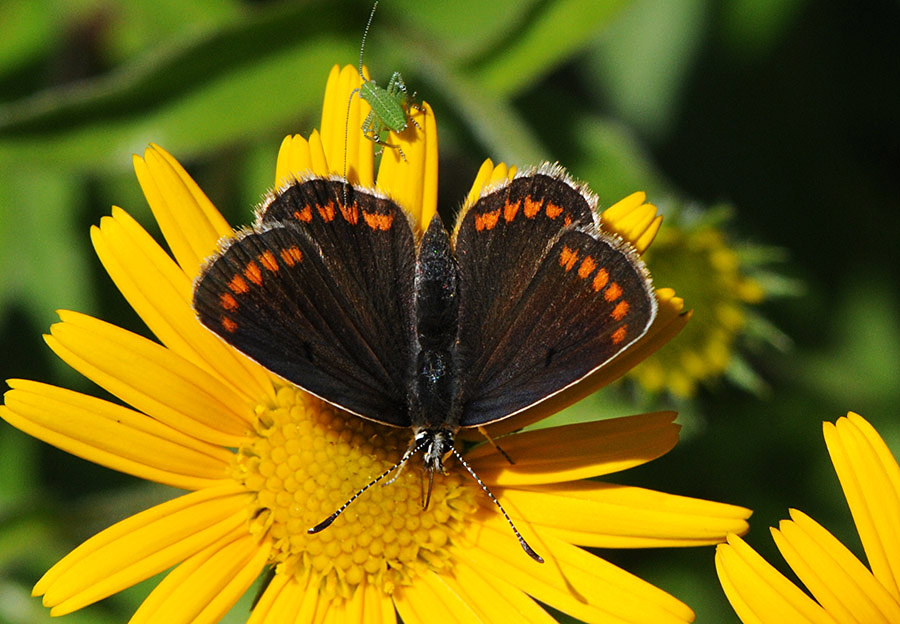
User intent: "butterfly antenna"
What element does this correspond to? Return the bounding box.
[308,437,427,534]
[450,448,544,563]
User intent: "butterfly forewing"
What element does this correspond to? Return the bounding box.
[454,172,656,426]
[193,180,417,427]
[453,172,595,328]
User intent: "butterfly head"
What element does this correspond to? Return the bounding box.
[416,427,455,475]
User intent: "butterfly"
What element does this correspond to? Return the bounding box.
[192,164,657,561]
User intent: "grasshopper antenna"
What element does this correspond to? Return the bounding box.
[359,1,379,79]
[343,1,381,207]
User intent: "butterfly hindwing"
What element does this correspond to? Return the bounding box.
[454,170,657,426]
[193,180,416,427]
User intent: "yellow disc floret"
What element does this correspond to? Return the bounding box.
[232,385,476,599]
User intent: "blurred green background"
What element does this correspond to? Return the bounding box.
[1,0,899,622]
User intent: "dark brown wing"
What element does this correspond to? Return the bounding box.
[193,179,416,426]
[454,168,656,426]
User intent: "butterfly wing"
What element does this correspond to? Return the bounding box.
[454,168,657,427]
[193,179,416,427]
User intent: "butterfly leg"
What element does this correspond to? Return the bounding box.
[477,426,515,465]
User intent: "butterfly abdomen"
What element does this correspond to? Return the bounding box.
[410,216,461,431]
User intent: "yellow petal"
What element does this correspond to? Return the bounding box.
[458,513,694,623]
[91,207,274,403]
[474,289,688,437]
[376,102,438,229]
[332,580,396,624]
[365,579,398,624]
[46,310,250,445]
[715,533,837,624]
[320,64,375,187]
[274,129,333,189]
[444,559,556,623]
[322,595,346,624]
[129,530,270,624]
[311,590,338,624]
[36,484,249,613]
[500,481,750,548]
[248,571,319,624]
[1,380,231,490]
[461,159,518,212]
[825,413,900,599]
[133,144,232,277]
[275,133,314,188]
[601,192,663,255]
[420,102,439,227]
[774,510,900,623]
[394,570,482,624]
[246,571,290,624]
[467,412,679,485]
[337,578,397,624]
[716,562,762,624]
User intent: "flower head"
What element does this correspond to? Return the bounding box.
[716,412,900,623]
[629,205,790,397]
[2,64,750,623]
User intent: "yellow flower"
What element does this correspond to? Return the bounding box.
[716,412,900,623]
[2,64,750,624]
[629,207,774,397]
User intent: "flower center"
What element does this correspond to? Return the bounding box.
[631,224,765,395]
[233,385,476,597]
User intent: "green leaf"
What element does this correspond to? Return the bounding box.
[387,0,555,65]
[0,0,59,77]
[468,0,630,96]
[0,4,360,172]
[0,166,94,327]
[566,115,671,203]
[588,0,709,138]
[414,54,549,166]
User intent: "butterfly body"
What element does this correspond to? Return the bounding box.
[409,216,462,471]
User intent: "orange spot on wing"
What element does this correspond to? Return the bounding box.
[604,282,623,302]
[578,256,596,279]
[362,211,394,231]
[317,201,336,222]
[220,293,238,311]
[503,200,520,222]
[222,317,239,333]
[280,246,302,266]
[475,209,501,231]
[524,197,542,218]
[341,201,359,224]
[592,268,609,291]
[228,274,250,294]
[611,300,630,321]
[259,250,279,272]
[559,245,578,271]
[545,202,563,218]
[294,206,313,222]
[611,326,628,345]
[244,261,263,286]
